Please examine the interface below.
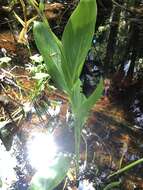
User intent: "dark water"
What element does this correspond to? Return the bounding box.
[1,99,143,190]
[0,1,143,189]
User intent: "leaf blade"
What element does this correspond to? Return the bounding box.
[83,79,104,113]
[33,21,67,91]
[62,0,97,83]
[29,155,71,190]
[75,79,104,129]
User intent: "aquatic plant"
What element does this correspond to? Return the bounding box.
[29,0,103,189]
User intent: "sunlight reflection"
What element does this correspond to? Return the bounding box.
[27,132,58,173]
[0,141,17,190]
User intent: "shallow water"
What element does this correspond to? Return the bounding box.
[0,16,143,189]
[1,88,143,189]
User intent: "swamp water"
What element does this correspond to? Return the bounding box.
[0,79,143,190]
[0,12,143,189]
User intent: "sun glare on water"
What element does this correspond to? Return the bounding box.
[27,132,58,174]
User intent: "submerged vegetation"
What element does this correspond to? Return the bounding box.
[0,0,143,189]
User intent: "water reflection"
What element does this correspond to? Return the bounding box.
[27,132,58,173]
[0,140,17,190]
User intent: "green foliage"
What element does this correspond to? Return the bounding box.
[62,0,97,85]
[33,0,103,165]
[108,158,143,178]
[39,0,45,12]
[33,21,67,91]
[103,181,121,190]
[30,0,103,188]
[30,79,47,101]
[29,155,71,190]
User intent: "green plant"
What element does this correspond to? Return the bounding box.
[103,181,121,190]
[102,158,143,190]
[29,0,103,189]
[108,157,143,179]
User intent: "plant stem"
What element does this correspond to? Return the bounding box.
[108,158,143,178]
[74,123,80,173]
[103,181,121,190]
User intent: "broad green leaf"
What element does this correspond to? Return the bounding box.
[62,0,97,84]
[29,155,71,190]
[33,21,68,91]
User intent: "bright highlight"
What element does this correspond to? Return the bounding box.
[27,132,58,173]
